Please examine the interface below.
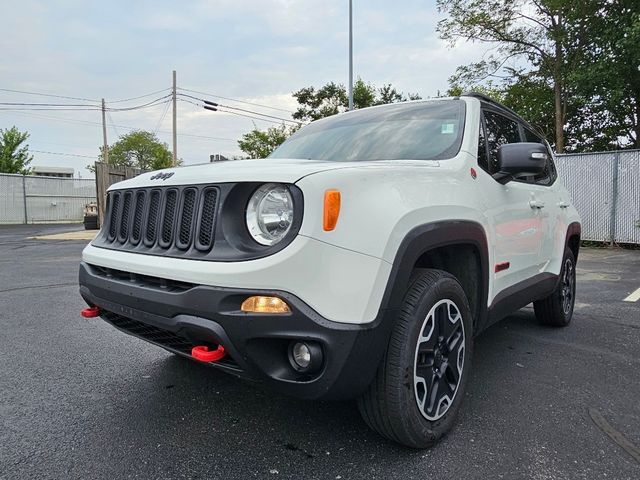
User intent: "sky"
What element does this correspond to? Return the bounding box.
[0,0,491,178]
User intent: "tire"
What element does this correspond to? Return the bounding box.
[534,248,576,327]
[83,215,99,230]
[357,269,474,448]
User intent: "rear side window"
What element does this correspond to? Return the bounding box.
[483,110,520,173]
[477,115,489,172]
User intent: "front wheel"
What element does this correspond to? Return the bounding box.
[357,269,473,448]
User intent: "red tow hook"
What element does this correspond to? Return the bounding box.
[191,345,226,362]
[81,306,101,318]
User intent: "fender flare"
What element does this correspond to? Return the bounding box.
[374,220,490,334]
[564,221,582,260]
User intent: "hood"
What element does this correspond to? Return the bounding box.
[107,158,371,190]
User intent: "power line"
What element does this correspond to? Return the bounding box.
[178,93,301,125]
[0,107,102,111]
[0,101,99,108]
[178,98,285,125]
[0,95,171,112]
[178,87,295,114]
[216,107,287,125]
[154,100,171,134]
[106,88,171,103]
[0,87,99,102]
[30,149,98,159]
[0,87,172,104]
[106,95,172,112]
[106,111,120,138]
[0,110,237,141]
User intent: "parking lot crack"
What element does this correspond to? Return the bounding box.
[588,408,640,465]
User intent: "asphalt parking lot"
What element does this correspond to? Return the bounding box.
[1,224,639,479]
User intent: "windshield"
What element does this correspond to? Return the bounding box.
[270,100,466,162]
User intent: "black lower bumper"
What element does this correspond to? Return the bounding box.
[78,262,395,400]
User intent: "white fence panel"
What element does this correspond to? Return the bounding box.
[555,152,616,242]
[0,173,96,224]
[614,150,640,244]
[556,149,640,244]
[0,174,26,224]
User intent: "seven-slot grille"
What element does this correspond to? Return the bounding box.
[105,186,219,252]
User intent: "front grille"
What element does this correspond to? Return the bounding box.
[103,185,219,254]
[102,310,241,370]
[145,190,161,245]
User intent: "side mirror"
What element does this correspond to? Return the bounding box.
[493,142,547,184]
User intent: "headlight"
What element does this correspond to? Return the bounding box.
[246,183,294,246]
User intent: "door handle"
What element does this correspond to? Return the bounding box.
[529,200,545,209]
[558,201,569,209]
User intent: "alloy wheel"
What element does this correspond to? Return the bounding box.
[561,258,575,315]
[413,299,466,421]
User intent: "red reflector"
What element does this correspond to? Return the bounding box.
[191,345,226,362]
[470,167,477,179]
[81,306,101,318]
[495,262,510,273]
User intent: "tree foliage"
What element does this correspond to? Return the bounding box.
[91,130,175,172]
[237,124,300,158]
[567,0,640,149]
[292,78,421,122]
[0,126,33,174]
[439,0,640,152]
[437,0,583,152]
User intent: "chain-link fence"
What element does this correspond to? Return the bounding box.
[0,173,96,224]
[556,149,639,244]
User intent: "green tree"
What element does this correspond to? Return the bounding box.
[437,0,587,152]
[442,0,639,152]
[238,124,300,158]
[0,126,33,174]
[292,78,421,122]
[567,0,640,149]
[91,130,175,172]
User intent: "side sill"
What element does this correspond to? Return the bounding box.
[487,272,558,326]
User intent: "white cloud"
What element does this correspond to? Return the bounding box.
[0,0,495,177]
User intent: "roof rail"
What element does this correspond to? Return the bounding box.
[460,91,521,118]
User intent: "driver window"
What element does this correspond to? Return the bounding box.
[483,110,520,173]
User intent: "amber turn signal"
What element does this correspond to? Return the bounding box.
[241,296,291,314]
[323,189,341,231]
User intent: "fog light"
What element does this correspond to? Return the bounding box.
[241,296,291,314]
[292,342,311,369]
[288,341,323,373]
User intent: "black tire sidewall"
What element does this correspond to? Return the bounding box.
[389,273,474,446]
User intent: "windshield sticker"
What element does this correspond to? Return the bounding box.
[441,123,455,134]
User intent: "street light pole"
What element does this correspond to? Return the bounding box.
[348,0,353,111]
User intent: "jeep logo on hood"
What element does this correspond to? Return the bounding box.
[150,172,174,181]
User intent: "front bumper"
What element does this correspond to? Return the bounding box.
[79,262,395,400]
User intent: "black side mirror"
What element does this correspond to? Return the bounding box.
[493,142,547,184]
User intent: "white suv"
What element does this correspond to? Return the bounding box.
[79,93,581,448]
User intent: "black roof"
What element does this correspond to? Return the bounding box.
[461,91,542,138]
[460,91,521,118]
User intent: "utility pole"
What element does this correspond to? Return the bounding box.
[101,98,109,164]
[348,0,353,111]
[172,70,177,166]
